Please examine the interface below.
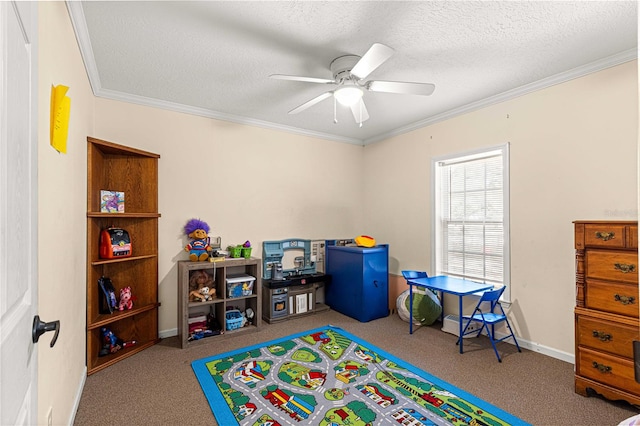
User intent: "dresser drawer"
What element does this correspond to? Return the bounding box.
[585,280,639,317]
[630,225,638,249]
[586,250,638,284]
[584,224,627,248]
[576,314,639,357]
[577,347,640,396]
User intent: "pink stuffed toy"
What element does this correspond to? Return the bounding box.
[118,286,133,311]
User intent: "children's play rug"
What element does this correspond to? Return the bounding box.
[192,325,529,426]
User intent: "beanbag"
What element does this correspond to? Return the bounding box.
[396,288,442,326]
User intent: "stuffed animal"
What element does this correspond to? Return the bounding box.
[118,286,133,311]
[189,286,213,302]
[189,270,216,302]
[184,218,213,261]
[99,327,123,356]
[98,326,136,357]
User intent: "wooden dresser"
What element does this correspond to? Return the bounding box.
[574,220,640,405]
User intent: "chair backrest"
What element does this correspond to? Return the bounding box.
[479,286,505,303]
[401,270,428,280]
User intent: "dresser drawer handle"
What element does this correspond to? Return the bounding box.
[614,294,636,305]
[592,361,612,374]
[595,231,615,241]
[591,330,612,341]
[614,263,636,273]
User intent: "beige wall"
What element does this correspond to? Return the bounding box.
[37,2,94,425]
[363,61,638,357]
[91,100,365,333]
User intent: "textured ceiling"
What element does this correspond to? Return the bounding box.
[67,1,638,145]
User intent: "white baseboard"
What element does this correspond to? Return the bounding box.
[159,328,178,339]
[442,317,575,364]
[68,366,87,426]
[477,328,574,364]
[509,334,575,364]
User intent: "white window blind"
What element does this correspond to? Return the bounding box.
[433,144,510,299]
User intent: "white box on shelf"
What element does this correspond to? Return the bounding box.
[441,314,482,338]
[226,274,256,298]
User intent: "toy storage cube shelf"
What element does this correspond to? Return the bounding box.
[178,258,262,349]
[86,137,161,375]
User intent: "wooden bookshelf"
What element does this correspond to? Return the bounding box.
[86,137,161,375]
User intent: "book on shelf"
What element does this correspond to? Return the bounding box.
[188,313,207,323]
[100,190,125,213]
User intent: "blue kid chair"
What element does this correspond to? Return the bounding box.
[458,286,521,362]
[401,270,428,281]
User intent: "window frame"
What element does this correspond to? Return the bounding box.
[431,143,511,301]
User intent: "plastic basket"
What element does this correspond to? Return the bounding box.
[241,247,252,258]
[226,274,256,298]
[225,309,244,330]
[229,246,242,258]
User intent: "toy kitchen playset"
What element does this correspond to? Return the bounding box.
[261,238,331,323]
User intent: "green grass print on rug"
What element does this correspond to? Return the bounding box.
[192,325,529,426]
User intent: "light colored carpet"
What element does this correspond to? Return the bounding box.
[74,310,638,425]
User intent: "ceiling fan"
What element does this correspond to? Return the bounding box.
[270,43,435,126]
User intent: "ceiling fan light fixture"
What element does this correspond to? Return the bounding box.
[334,86,363,106]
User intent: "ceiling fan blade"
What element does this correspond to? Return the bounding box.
[350,43,394,80]
[270,74,335,84]
[366,80,435,96]
[288,91,333,114]
[350,98,370,124]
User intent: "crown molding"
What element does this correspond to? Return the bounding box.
[66,2,364,145]
[96,88,365,145]
[66,2,101,95]
[364,48,638,145]
[67,2,636,147]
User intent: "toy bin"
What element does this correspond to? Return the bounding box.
[225,309,244,331]
[228,246,242,258]
[225,274,256,298]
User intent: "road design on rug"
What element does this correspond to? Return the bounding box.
[193,326,526,426]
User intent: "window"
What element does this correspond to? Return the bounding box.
[432,144,510,300]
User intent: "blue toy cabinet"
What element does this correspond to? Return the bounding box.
[325,244,389,322]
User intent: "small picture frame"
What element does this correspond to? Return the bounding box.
[100,190,125,213]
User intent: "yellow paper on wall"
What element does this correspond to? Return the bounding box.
[50,84,70,153]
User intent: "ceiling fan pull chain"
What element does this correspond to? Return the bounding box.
[333,96,338,124]
[359,101,363,128]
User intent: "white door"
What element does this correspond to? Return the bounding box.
[0,2,39,425]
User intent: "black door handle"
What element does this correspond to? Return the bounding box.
[32,315,60,347]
